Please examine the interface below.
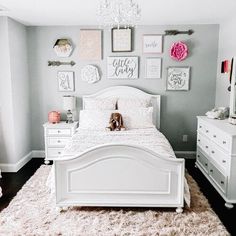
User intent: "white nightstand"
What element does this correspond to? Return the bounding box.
[43,121,78,164]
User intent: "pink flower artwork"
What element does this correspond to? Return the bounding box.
[170,41,188,61]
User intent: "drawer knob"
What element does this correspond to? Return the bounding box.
[211,151,215,154]
[205,163,208,167]
[222,160,226,163]
[199,126,202,128]
[58,152,61,154]
[57,140,61,143]
[213,135,217,138]
[223,141,226,144]
[221,181,224,185]
[210,169,213,173]
[198,139,200,142]
[58,130,61,133]
[205,146,209,149]
[206,130,209,133]
[197,155,200,157]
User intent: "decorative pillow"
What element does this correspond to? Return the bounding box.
[119,107,154,129]
[84,98,117,110]
[79,110,113,130]
[117,98,150,110]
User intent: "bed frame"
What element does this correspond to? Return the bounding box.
[54,86,185,213]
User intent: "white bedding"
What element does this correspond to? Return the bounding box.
[47,127,190,206]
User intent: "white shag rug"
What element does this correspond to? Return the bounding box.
[0,166,229,236]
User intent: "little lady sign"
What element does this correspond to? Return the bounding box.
[107,56,139,79]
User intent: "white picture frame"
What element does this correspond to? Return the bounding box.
[166,67,190,91]
[143,35,163,54]
[145,57,162,79]
[107,56,139,79]
[112,28,132,52]
[58,71,75,92]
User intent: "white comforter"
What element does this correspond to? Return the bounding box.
[47,128,190,206]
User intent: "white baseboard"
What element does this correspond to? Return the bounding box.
[0,150,195,173]
[175,151,196,159]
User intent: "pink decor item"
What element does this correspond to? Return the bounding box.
[48,111,61,124]
[170,41,188,61]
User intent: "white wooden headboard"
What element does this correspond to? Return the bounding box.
[82,86,161,129]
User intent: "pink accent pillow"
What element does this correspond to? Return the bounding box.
[170,41,188,61]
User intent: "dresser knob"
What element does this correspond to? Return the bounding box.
[197,155,200,157]
[205,163,208,166]
[222,160,226,163]
[213,135,216,138]
[199,126,202,128]
[210,169,213,173]
[223,141,226,144]
[211,151,215,154]
[205,146,208,149]
[58,152,61,154]
[198,139,200,142]
[206,130,209,133]
[58,130,61,133]
[221,181,224,185]
[57,140,61,143]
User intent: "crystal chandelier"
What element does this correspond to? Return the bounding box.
[98,0,141,29]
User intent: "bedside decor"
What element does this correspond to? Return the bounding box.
[48,111,61,124]
[170,41,188,61]
[107,56,138,79]
[143,35,163,54]
[145,57,162,79]
[81,65,100,84]
[48,61,76,66]
[79,30,102,60]
[111,28,132,52]
[53,39,73,57]
[58,71,75,92]
[167,67,190,91]
[63,95,76,123]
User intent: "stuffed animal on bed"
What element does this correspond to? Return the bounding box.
[106,113,125,131]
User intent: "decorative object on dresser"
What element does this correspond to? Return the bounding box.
[170,41,188,61]
[145,57,162,79]
[196,116,236,208]
[58,71,75,92]
[166,67,190,91]
[48,111,61,124]
[107,56,139,79]
[81,65,100,84]
[111,28,132,52]
[43,121,78,164]
[63,96,76,123]
[206,107,229,120]
[78,29,102,60]
[48,61,76,67]
[142,35,163,54]
[53,39,73,57]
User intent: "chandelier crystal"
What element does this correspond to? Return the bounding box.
[98,0,141,29]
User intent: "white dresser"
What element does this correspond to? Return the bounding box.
[43,121,78,164]
[196,116,236,208]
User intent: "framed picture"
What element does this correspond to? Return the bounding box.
[166,67,190,91]
[111,28,132,52]
[145,57,162,79]
[78,29,102,60]
[107,56,139,79]
[143,35,163,54]
[58,71,75,92]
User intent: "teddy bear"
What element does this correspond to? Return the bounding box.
[106,113,125,131]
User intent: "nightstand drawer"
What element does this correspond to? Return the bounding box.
[47,137,70,147]
[47,128,71,136]
[47,148,64,157]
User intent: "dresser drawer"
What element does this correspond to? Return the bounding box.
[47,148,64,157]
[211,129,231,152]
[209,162,227,193]
[210,145,230,173]
[197,149,209,173]
[198,120,212,139]
[197,133,211,155]
[47,128,71,136]
[47,137,70,147]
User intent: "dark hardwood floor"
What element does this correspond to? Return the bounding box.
[0,158,235,235]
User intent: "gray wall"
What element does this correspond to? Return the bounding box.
[0,17,31,164]
[215,17,236,107]
[28,24,219,151]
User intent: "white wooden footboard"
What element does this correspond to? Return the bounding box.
[54,144,185,210]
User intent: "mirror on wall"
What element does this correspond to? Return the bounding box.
[229,57,236,124]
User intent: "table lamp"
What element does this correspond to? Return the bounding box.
[63,95,76,123]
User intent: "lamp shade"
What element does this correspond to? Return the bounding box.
[63,96,76,111]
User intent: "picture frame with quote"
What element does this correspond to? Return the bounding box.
[58,71,75,92]
[111,28,132,52]
[143,35,163,54]
[166,67,190,91]
[107,56,139,79]
[145,57,162,79]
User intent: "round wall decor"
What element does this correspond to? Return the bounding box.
[170,41,188,61]
[81,65,100,84]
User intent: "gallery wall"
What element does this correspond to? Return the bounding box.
[27,24,219,152]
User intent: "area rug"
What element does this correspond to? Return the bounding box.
[0,166,229,236]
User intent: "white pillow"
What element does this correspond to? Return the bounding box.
[79,110,112,130]
[83,98,116,110]
[119,107,154,129]
[117,98,150,110]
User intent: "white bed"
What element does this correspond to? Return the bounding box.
[52,86,186,213]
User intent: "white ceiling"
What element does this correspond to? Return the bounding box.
[0,0,235,26]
